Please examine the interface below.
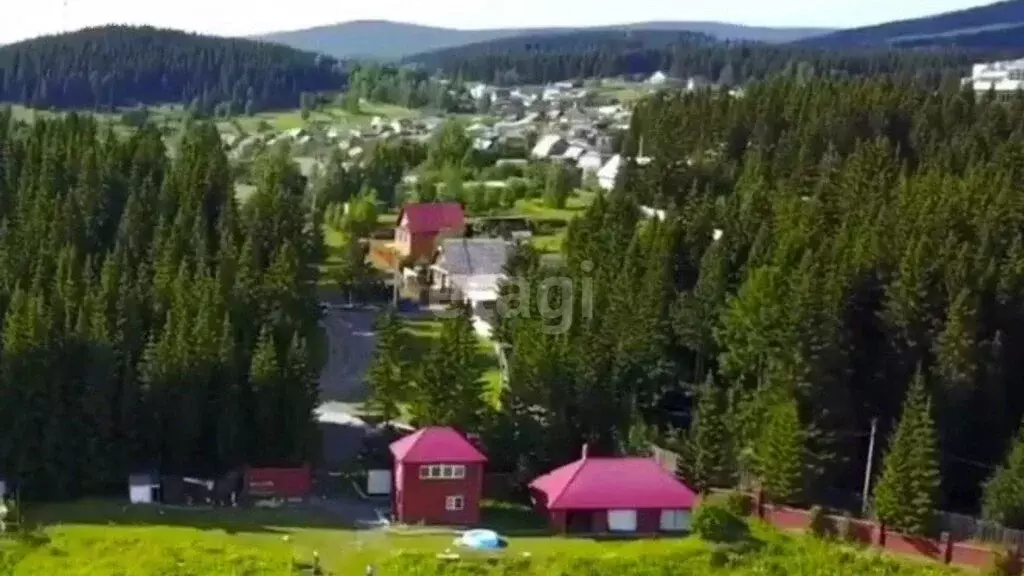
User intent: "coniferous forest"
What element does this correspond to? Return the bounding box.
[0,109,321,498]
[0,26,346,112]
[404,29,1013,86]
[486,79,1024,529]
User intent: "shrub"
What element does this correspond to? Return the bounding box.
[692,502,750,543]
[987,549,1023,576]
[807,505,835,538]
[701,491,752,517]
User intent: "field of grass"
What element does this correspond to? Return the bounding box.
[226,101,421,134]
[0,500,967,575]
[501,190,597,254]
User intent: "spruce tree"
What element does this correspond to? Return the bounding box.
[873,369,940,534]
[755,394,805,505]
[365,307,408,425]
[982,420,1024,529]
[410,303,487,431]
[685,374,735,493]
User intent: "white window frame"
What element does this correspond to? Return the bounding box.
[418,464,466,480]
[445,495,465,511]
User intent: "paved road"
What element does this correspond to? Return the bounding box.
[315,302,444,467]
[316,305,379,467]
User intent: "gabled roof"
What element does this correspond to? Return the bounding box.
[529,456,697,510]
[435,238,513,277]
[398,202,465,234]
[389,427,487,464]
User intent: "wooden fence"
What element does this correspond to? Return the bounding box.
[937,510,1024,551]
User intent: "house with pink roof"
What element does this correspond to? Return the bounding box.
[389,426,487,525]
[529,445,698,534]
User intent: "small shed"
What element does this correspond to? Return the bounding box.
[128,473,159,504]
[529,445,698,534]
[245,466,312,500]
[390,427,487,525]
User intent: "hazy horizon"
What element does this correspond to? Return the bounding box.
[0,0,996,45]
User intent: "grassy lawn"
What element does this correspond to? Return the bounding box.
[3,500,962,575]
[501,190,597,254]
[1,499,702,575]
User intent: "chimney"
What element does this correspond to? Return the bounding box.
[580,443,589,460]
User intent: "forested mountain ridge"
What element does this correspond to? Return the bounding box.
[404,28,996,86]
[256,19,834,60]
[800,0,1024,50]
[0,110,321,498]
[483,81,1024,528]
[0,25,346,112]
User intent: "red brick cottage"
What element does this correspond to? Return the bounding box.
[529,445,698,534]
[394,202,465,263]
[389,427,487,525]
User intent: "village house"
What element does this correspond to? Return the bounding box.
[390,427,487,525]
[597,154,623,190]
[431,237,513,337]
[531,134,569,159]
[529,445,698,534]
[395,202,466,263]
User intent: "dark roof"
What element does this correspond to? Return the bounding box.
[398,202,465,234]
[129,473,158,485]
[435,238,512,276]
[389,427,487,464]
[529,456,697,510]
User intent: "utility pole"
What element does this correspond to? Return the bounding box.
[861,418,878,517]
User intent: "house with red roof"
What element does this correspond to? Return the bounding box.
[389,426,487,525]
[395,202,465,263]
[529,445,698,534]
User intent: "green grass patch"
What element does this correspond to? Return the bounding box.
[226,100,421,133]
[0,500,967,575]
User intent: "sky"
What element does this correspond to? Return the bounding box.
[0,0,995,45]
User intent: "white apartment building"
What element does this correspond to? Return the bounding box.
[962,60,1024,100]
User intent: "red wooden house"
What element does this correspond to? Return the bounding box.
[529,445,698,534]
[394,203,465,263]
[389,427,487,525]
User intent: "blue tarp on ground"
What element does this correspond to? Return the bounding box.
[457,529,507,550]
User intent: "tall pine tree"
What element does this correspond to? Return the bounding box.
[873,369,941,534]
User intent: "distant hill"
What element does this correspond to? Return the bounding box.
[0,25,346,111]
[255,20,834,60]
[798,0,1024,51]
[400,28,981,87]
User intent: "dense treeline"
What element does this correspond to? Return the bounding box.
[405,29,1014,86]
[0,26,346,112]
[346,64,456,111]
[0,109,321,498]
[485,80,1024,530]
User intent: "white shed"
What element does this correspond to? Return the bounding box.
[129,473,158,504]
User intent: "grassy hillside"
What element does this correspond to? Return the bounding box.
[798,0,1024,50]
[255,20,834,60]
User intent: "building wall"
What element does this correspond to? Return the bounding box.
[546,508,678,534]
[395,462,484,525]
